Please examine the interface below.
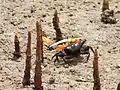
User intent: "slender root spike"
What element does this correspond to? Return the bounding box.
[40,27,44,63]
[117,83,120,90]
[53,10,63,42]
[22,32,31,86]
[102,0,109,12]
[93,49,101,90]
[13,34,21,59]
[34,21,43,90]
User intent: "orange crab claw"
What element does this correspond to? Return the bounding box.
[56,44,68,51]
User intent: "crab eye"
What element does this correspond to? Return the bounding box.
[48,47,54,50]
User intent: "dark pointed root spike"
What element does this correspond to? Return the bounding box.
[34,21,43,89]
[102,0,109,12]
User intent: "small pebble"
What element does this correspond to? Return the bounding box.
[49,77,55,84]
[42,14,46,18]
[60,8,63,11]
[105,68,111,73]
[90,20,93,23]
[64,64,69,68]
[98,2,100,4]
[93,5,96,8]
[69,14,73,17]
[108,50,111,53]
[64,81,69,84]
[117,64,120,68]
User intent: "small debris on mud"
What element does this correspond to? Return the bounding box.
[101,9,117,24]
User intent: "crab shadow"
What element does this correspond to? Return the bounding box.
[54,55,89,67]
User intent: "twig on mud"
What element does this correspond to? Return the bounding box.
[102,0,109,12]
[34,21,43,90]
[13,34,21,59]
[22,32,31,86]
[52,10,63,42]
[93,49,101,90]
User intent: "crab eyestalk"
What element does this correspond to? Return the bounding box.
[22,32,31,86]
[53,10,63,42]
[102,0,109,12]
[93,49,101,90]
[34,21,43,90]
[13,34,21,59]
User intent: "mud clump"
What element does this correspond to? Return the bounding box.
[101,9,117,24]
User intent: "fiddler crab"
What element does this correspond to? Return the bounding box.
[48,38,95,64]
